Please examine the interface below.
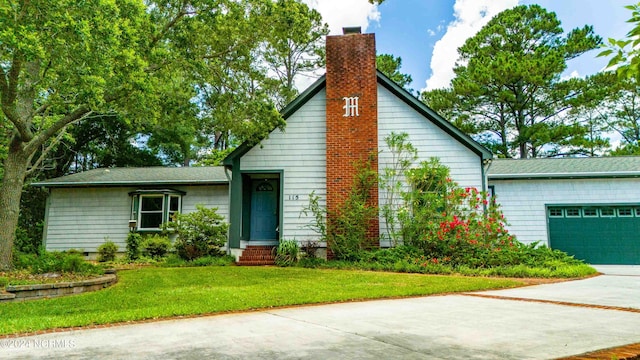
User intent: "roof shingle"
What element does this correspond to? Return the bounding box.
[32,167,229,187]
[488,157,640,179]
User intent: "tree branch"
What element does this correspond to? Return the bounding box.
[26,126,69,176]
[26,106,92,154]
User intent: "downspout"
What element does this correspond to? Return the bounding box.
[41,187,51,251]
[224,166,232,256]
[481,158,493,212]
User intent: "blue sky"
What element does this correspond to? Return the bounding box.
[307,0,634,93]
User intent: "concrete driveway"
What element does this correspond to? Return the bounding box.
[2,266,640,360]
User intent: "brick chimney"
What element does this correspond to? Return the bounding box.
[325,27,379,252]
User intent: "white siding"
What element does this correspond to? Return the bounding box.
[241,89,327,242]
[377,84,484,242]
[45,187,133,252]
[490,178,640,245]
[180,185,229,221]
[44,184,229,252]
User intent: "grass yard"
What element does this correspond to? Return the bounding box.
[0,266,521,335]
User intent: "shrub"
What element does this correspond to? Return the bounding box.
[14,224,43,255]
[396,158,519,268]
[0,277,8,288]
[13,251,103,275]
[141,235,172,259]
[327,158,378,261]
[303,158,378,261]
[126,232,143,260]
[97,240,118,262]
[165,205,228,260]
[297,257,325,268]
[300,240,320,259]
[273,240,300,267]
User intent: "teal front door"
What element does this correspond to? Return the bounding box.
[250,179,278,240]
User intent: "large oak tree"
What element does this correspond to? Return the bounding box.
[0,0,289,269]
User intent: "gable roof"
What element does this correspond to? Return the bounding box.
[488,157,640,180]
[31,166,229,188]
[223,71,492,165]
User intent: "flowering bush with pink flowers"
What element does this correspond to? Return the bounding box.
[397,158,520,267]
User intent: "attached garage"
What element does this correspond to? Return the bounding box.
[488,157,640,265]
[547,205,640,264]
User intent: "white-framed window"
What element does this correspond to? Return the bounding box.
[168,195,181,222]
[565,208,581,217]
[549,208,563,217]
[636,208,640,217]
[618,208,633,217]
[600,208,615,217]
[139,195,165,230]
[130,190,184,231]
[583,208,598,217]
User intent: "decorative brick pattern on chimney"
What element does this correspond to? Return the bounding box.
[325,29,379,253]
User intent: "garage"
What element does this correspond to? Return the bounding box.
[547,205,640,265]
[488,157,640,266]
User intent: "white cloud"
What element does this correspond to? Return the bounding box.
[293,1,380,91]
[561,70,581,80]
[303,0,380,35]
[427,29,436,37]
[423,0,518,91]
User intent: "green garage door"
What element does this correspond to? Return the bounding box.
[548,206,640,265]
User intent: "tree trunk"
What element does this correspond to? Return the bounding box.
[0,139,31,270]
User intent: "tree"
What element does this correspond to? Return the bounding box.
[601,77,640,155]
[0,0,285,269]
[261,0,329,109]
[376,54,413,91]
[422,5,601,158]
[599,3,640,82]
[598,3,640,155]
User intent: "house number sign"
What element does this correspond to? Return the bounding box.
[343,96,359,117]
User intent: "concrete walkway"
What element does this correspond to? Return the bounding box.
[2,267,640,359]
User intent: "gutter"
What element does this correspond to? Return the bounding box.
[224,166,233,256]
[488,171,640,180]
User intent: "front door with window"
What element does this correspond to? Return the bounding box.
[250,179,278,240]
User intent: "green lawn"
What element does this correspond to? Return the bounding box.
[0,266,521,335]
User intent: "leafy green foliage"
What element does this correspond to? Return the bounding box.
[140,235,172,259]
[376,54,413,91]
[261,0,329,108]
[398,159,518,267]
[166,205,228,260]
[97,241,119,262]
[422,5,602,158]
[3,0,330,268]
[300,245,595,278]
[598,3,640,81]
[328,159,378,261]
[380,132,417,245]
[13,252,103,276]
[303,158,378,261]
[125,232,143,261]
[0,276,7,288]
[273,239,300,267]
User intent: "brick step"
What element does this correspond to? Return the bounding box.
[236,260,276,266]
[237,246,276,266]
[238,255,275,261]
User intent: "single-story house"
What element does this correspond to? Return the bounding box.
[32,28,640,265]
[33,167,230,252]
